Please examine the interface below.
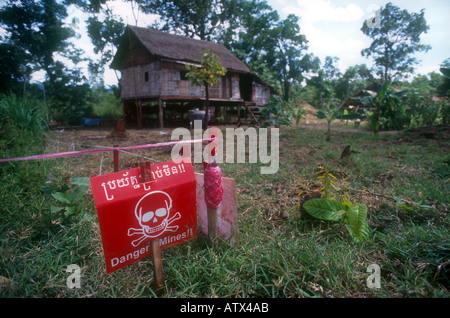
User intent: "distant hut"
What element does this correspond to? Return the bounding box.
[111,25,278,128]
[342,82,407,115]
[342,82,383,114]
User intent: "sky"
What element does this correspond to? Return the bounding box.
[31,0,450,86]
[268,0,450,77]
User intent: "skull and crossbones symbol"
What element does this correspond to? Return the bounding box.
[128,191,181,247]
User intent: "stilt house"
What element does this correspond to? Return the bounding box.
[111,25,277,128]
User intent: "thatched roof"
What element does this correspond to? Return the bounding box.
[111,25,251,74]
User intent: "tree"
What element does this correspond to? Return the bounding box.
[82,1,125,86]
[0,42,31,92]
[262,14,317,101]
[185,50,227,128]
[334,64,373,100]
[138,0,228,41]
[437,58,450,97]
[308,56,361,140]
[0,0,76,83]
[139,0,314,102]
[223,0,278,63]
[307,56,340,109]
[361,2,430,82]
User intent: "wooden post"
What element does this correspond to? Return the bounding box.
[136,101,140,129]
[150,240,164,291]
[139,161,151,182]
[113,144,119,172]
[42,135,46,150]
[158,98,164,129]
[139,161,164,292]
[122,101,126,127]
[237,104,241,124]
[203,129,222,248]
[207,206,219,248]
[139,100,143,129]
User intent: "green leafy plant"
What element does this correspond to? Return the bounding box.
[287,103,307,125]
[314,167,340,199]
[393,195,433,213]
[301,166,369,242]
[0,94,47,137]
[315,100,361,141]
[42,174,90,222]
[404,90,442,128]
[186,49,226,127]
[260,95,293,127]
[303,198,369,241]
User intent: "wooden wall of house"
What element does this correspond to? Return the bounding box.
[252,83,271,106]
[120,59,243,101]
[231,74,240,100]
[120,61,162,99]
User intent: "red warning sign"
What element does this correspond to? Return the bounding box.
[89,160,197,274]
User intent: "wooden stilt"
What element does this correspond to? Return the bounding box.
[158,98,164,129]
[113,144,119,172]
[138,100,143,129]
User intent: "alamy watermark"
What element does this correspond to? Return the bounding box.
[365,6,381,29]
[170,120,279,175]
[366,263,381,289]
[66,264,81,289]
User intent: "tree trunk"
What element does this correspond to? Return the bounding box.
[326,119,331,141]
[283,80,290,102]
[374,102,380,134]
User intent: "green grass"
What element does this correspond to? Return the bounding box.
[0,124,449,298]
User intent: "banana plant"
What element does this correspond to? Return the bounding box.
[315,99,361,141]
[358,81,408,132]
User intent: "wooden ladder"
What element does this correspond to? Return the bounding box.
[244,102,262,126]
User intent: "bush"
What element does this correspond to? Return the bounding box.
[0,94,47,137]
[406,91,442,128]
[260,95,293,127]
[440,98,450,125]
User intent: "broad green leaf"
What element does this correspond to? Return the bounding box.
[70,177,90,202]
[359,95,374,105]
[315,110,327,119]
[376,81,389,101]
[64,206,75,217]
[361,220,370,240]
[50,206,64,214]
[71,185,89,202]
[303,198,346,221]
[51,191,72,204]
[71,177,89,187]
[346,204,368,241]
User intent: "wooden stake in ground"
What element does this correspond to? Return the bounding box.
[150,240,164,291]
[139,161,164,292]
[203,160,223,247]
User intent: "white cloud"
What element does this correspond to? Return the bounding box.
[283,0,364,23]
[276,0,372,70]
[415,64,440,76]
[302,22,368,69]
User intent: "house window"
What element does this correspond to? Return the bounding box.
[144,72,149,82]
[180,71,188,80]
